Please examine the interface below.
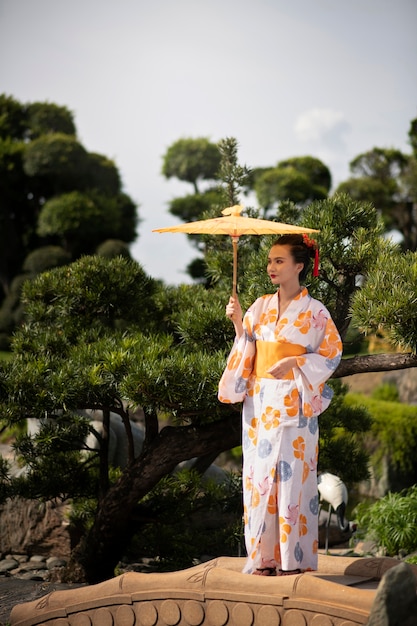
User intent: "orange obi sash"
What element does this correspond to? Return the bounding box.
[253,340,306,380]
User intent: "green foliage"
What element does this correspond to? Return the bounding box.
[0,94,27,139]
[336,146,416,250]
[254,158,329,210]
[26,101,76,139]
[161,137,221,193]
[217,137,252,207]
[23,246,71,275]
[127,469,243,570]
[20,255,156,335]
[406,555,417,565]
[317,380,371,484]
[0,95,139,349]
[342,322,367,356]
[12,413,94,500]
[84,152,121,195]
[302,194,388,337]
[371,383,399,402]
[96,240,131,259]
[168,188,223,225]
[157,283,234,350]
[279,156,332,193]
[354,485,417,556]
[23,132,88,188]
[37,191,118,254]
[122,341,229,423]
[351,248,417,352]
[0,274,28,340]
[345,392,417,480]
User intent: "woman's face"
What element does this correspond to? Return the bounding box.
[267,244,303,287]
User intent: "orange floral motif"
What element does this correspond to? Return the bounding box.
[248,417,258,445]
[243,315,252,330]
[261,406,280,430]
[247,379,260,398]
[279,516,292,543]
[274,544,281,563]
[227,350,241,371]
[253,309,278,335]
[294,310,312,334]
[303,402,313,418]
[299,514,308,536]
[284,388,299,417]
[242,355,254,379]
[292,436,305,460]
[302,461,310,484]
[260,309,278,326]
[312,539,319,554]
[252,487,260,508]
[319,326,342,359]
[245,475,253,492]
[275,317,289,335]
[267,493,277,515]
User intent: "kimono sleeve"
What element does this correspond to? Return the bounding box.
[293,316,342,417]
[218,314,256,404]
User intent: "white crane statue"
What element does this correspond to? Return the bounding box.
[317,471,357,552]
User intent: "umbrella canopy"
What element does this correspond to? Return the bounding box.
[153,205,319,296]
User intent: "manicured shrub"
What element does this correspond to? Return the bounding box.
[354,485,417,556]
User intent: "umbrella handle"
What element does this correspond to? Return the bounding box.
[232,236,239,298]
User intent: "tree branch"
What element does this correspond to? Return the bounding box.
[333,352,417,378]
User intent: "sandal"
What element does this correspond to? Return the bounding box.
[277,568,301,576]
[253,567,277,576]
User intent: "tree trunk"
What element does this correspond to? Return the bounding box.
[64,411,241,583]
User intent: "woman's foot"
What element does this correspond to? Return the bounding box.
[277,568,301,576]
[253,567,277,576]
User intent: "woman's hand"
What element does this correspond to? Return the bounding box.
[225,296,244,339]
[267,356,297,379]
[226,296,242,322]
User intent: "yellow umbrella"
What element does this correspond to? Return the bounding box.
[153,205,319,297]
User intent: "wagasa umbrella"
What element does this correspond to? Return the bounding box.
[153,204,319,296]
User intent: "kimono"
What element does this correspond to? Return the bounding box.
[218,287,342,573]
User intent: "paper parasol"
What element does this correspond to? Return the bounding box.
[153,205,319,296]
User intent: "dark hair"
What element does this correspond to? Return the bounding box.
[272,234,316,281]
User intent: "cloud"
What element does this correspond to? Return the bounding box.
[295,108,351,152]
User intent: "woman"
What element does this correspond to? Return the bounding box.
[218,234,342,576]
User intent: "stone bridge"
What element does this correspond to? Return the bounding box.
[10,554,417,625]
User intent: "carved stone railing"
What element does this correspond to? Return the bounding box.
[10,554,417,626]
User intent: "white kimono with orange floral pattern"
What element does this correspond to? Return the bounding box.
[218,287,342,574]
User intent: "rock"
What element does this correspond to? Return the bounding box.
[0,558,19,572]
[367,561,417,626]
[384,369,417,405]
[46,556,67,569]
[0,496,70,558]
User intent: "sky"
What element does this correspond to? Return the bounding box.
[1,0,416,285]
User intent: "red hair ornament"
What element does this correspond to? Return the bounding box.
[302,234,320,277]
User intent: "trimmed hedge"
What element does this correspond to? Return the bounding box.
[345,392,417,481]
